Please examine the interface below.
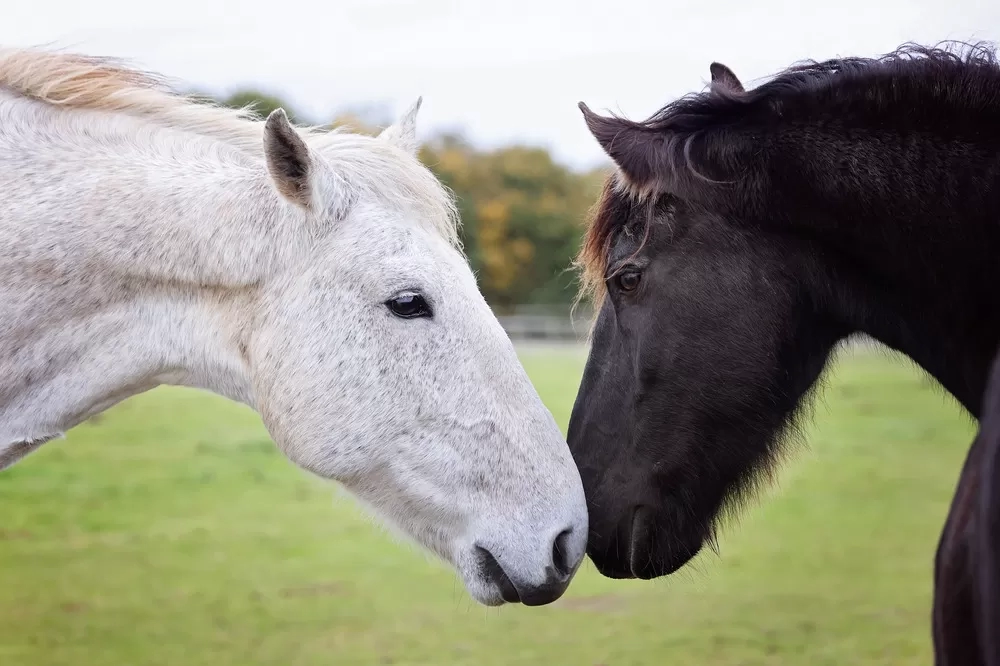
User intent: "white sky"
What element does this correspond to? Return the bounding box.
[4,0,999,169]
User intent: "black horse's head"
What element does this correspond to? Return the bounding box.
[567,61,858,579]
[566,178,841,579]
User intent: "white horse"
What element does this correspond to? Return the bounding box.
[0,48,588,607]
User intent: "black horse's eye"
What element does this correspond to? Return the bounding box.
[385,292,432,319]
[616,271,642,293]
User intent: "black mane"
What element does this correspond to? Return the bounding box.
[646,41,1000,136]
[580,41,1000,219]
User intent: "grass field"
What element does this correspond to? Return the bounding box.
[0,344,978,665]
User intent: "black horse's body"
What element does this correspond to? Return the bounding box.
[569,43,1000,664]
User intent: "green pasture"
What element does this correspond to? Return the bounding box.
[0,344,976,665]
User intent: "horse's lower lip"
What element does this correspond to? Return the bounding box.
[600,569,636,580]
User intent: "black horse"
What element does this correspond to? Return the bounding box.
[568,42,1000,664]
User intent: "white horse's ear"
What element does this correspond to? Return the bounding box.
[378,97,422,155]
[264,108,314,209]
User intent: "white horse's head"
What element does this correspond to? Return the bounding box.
[250,101,588,606]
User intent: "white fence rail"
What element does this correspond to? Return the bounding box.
[495,307,886,354]
[495,306,593,343]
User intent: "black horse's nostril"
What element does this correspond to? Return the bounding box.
[552,527,575,578]
[475,545,520,603]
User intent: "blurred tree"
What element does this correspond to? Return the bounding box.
[422,139,608,309]
[329,111,381,136]
[331,102,393,132]
[219,89,303,123]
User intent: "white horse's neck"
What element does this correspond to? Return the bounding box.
[0,94,295,465]
[0,92,306,286]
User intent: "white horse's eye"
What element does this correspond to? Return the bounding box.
[385,292,432,319]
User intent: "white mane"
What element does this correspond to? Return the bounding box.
[0,46,460,248]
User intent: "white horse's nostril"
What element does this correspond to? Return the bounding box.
[551,527,576,579]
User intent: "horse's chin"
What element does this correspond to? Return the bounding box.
[461,577,509,606]
[588,559,637,580]
[630,545,699,579]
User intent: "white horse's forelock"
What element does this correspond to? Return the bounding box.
[0,46,460,249]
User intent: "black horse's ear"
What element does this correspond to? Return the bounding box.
[710,62,744,93]
[578,102,663,191]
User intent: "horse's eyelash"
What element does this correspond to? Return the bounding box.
[605,264,641,282]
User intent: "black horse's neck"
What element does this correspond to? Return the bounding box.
[775,121,1000,416]
[846,270,1000,418]
[682,49,1000,417]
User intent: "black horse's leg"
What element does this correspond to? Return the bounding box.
[973,350,1000,666]
[933,437,982,666]
[933,348,1000,666]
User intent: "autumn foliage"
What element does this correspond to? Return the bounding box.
[216,89,608,310]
